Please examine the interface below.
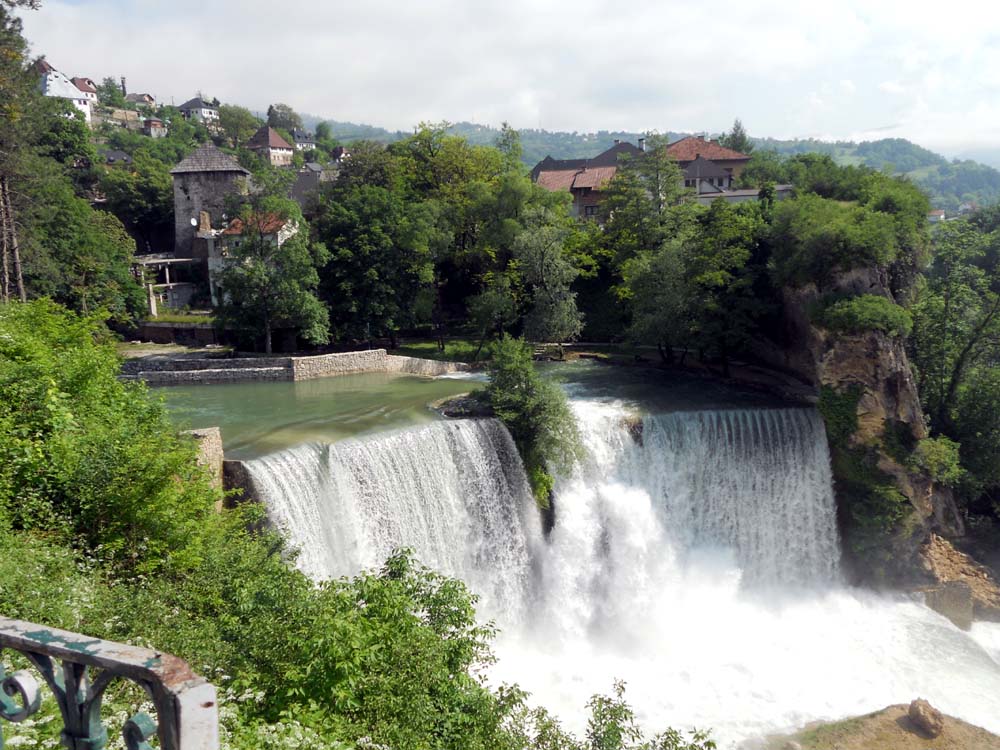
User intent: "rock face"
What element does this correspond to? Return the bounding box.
[922,534,1000,622]
[908,699,944,738]
[776,269,967,585]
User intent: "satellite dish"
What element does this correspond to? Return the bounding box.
[190,217,198,227]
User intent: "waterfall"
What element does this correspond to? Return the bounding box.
[245,402,1000,745]
[246,418,542,618]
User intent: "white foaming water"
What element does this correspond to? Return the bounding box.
[247,418,542,617]
[247,401,1000,747]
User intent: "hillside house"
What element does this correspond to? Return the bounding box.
[531,141,643,217]
[143,117,168,138]
[248,126,295,167]
[36,60,92,124]
[125,92,155,107]
[178,97,219,124]
[70,77,98,106]
[207,214,299,305]
[291,129,317,151]
[532,135,756,215]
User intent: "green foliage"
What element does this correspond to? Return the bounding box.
[266,102,303,132]
[954,366,1000,500]
[19,155,145,320]
[485,335,581,504]
[717,118,753,155]
[816,294,913,337]
[0,300,219,570]
[770,193,899,286]
[99,150,173,245]
[215,196,330,353]
[817,384,861,447]
[96,75,126,108]
[218,103,262,148]
[911,436,964,487]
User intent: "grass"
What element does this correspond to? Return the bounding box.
[394,337,484,363]
[144,313,215,325]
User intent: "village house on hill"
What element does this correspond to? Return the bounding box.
[291,129,317,151]
[35,60,94,124]
[531,135,785,215]
[248,126,295,167]
[125,92,156,107]
[178,96,219,124]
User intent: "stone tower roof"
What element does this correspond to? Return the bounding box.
[170,144,250,175]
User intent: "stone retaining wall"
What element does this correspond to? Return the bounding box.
[130,349,468,385]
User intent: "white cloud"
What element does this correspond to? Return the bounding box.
[15,0,1000,154]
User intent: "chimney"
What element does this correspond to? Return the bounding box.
[638,137,646,151]
[120,76,127,96]
[613,139,621,145]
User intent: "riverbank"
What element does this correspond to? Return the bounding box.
[752,702,1000,749]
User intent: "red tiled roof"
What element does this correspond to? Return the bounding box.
[666,136,750,163]
[536,166,618,192]
[572,166,617,189]
[537,169,580,191]
[223,214,289,236]
[71,76,97,94]
[248,126,293,150]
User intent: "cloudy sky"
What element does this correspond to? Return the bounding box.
[19,0,1000,157]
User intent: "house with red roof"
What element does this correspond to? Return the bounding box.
[247,126,295,167]
[531,140,644,217]
[532,135,753,216]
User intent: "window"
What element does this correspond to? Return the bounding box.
[584,205,598,217]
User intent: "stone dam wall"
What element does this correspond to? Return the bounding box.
[125,349,468,385]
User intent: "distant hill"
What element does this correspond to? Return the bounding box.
[301,116,1000,211]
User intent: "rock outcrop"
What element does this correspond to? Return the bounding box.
[907,699,944,738]
[776,267,967,586]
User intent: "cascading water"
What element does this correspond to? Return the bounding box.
[246,399,1000,747]
[246,418,542,618]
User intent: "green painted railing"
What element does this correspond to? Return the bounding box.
[0,617,218,749]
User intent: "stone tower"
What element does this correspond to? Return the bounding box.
[170,144,250,258]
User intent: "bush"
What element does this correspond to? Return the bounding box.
[816,294,913,338]
[485,335,581,504]
[910,436,964,486]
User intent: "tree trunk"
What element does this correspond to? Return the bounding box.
[1,179,10,302]
[264,316,273,354]
[389,329,398,349]
[1,178,25,301]
[473,331,488,362]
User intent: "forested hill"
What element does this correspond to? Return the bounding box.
[306,116,1000,211]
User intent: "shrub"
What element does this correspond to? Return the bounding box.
[911,436,964,486]
[816,294,913,337]
[817,384,862,447]
[485,335,581,504]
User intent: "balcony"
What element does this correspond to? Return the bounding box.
[0,616,217,749]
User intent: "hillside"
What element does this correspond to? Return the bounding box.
[304,116,1000,210]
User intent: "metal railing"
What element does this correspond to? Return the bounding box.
[0,616,218,749]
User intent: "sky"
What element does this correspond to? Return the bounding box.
[19,0,1000,158]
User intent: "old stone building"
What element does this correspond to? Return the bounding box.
[170,144,250,263]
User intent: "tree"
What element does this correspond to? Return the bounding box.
[266,102,303,132]
[218,103,261,148]
[514,218,583,353]
[96,76,126,108]
[215,196,329,354]
[468,272,517,359]
[484,335,580,504]
[718,118,754,155]
[313,182,437,344]
[99,150,173,248]
[910,219,1000,432]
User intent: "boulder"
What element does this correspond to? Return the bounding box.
[923,580,974,630]
[908,698,944,738]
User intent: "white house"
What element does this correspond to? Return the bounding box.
[178,97,219,123]
[36,60,92,124]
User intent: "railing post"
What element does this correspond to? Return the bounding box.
[0,617,218,750]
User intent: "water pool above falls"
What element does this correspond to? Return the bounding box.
[243,397,1000,747]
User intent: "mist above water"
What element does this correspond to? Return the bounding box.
[246,398,1000,747]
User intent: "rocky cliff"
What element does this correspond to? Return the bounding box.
[774,267,985,596]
